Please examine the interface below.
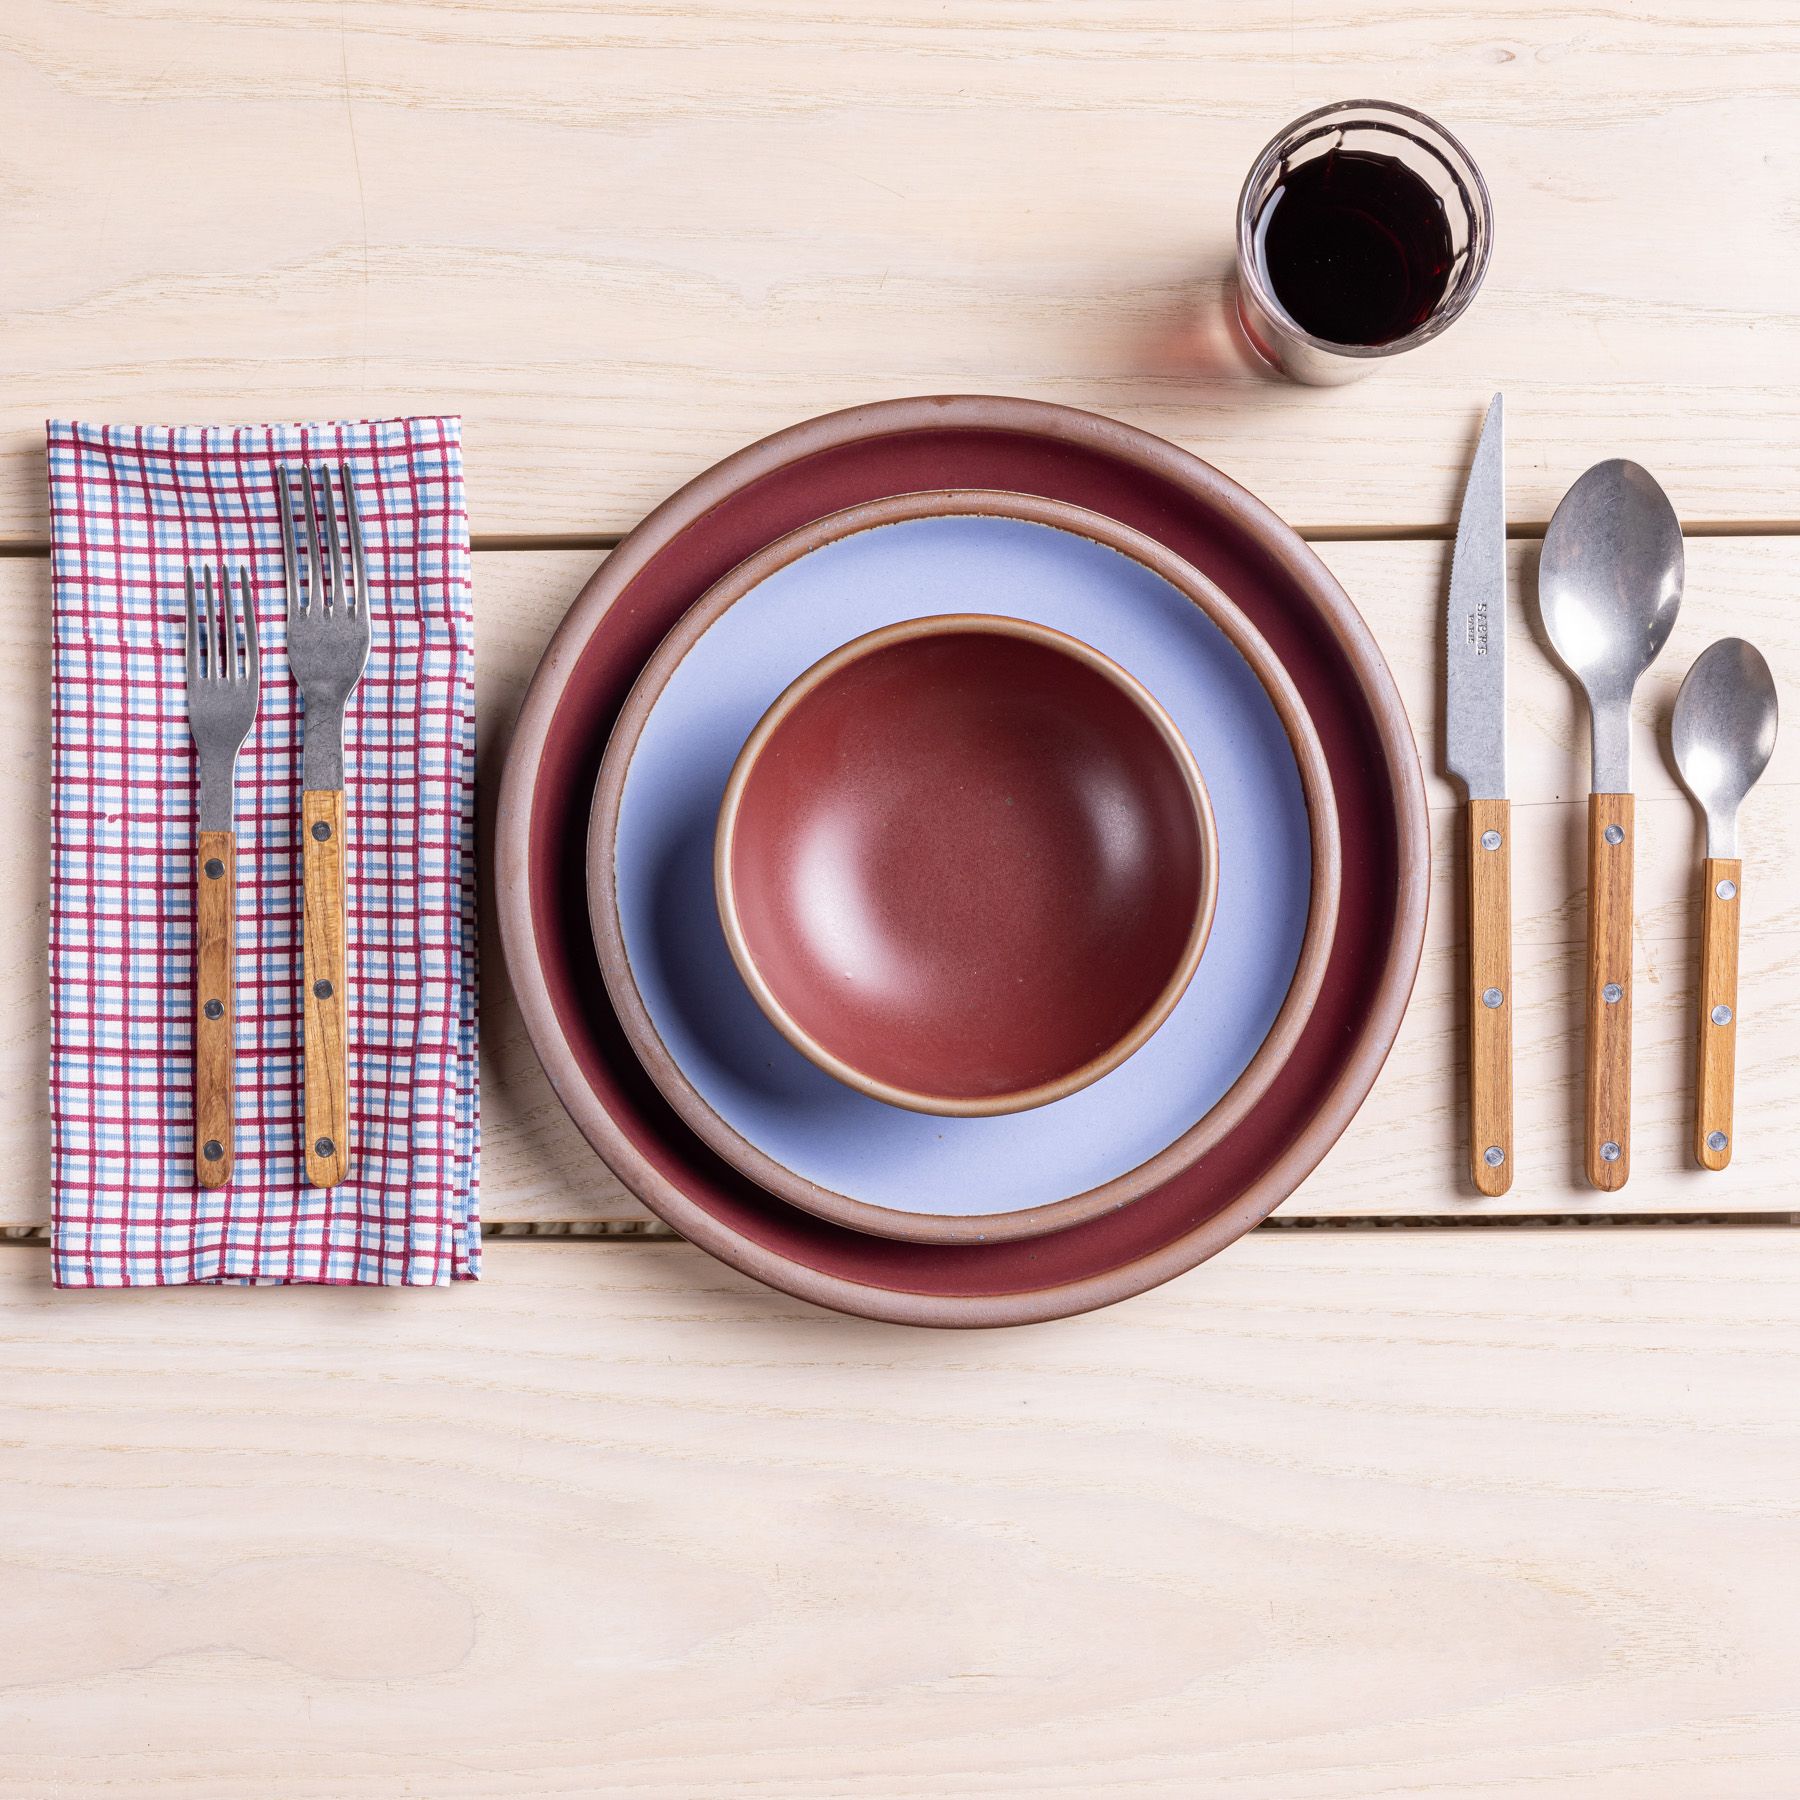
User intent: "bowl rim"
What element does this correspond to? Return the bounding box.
[712,610,1222,1117]
[586,485,1342,1246]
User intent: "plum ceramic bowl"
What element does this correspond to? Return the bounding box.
[714,613,1220,1117]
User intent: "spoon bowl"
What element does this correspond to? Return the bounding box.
[1538,459,1684,789]
[1672,637,1778,857]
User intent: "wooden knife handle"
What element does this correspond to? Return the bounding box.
[1467,798,1513,1195]
[1585,793,1634,1191]
[195,830,236,1188]
[301,788,349,1188]
[1695,857,1742,1171]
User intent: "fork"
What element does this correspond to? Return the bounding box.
[184,562,261,1188]
[277,464,372,1189]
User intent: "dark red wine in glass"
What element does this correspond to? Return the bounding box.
[1234,102,1492,384]
[1252,146,1455,348]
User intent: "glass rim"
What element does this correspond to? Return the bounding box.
[1235,97,1494,362]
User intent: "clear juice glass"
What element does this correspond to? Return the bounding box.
[1235,99,1494,385]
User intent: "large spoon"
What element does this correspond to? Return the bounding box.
[1537,461,1684,1190]
[1672,638,1778,1171]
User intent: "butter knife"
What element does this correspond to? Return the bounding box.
[1445,394,1511,1194]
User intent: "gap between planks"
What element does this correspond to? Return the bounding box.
[2,1213,1794,1252]
[10,518,1800,558]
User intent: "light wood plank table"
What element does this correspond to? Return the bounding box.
[2,5,1797,1794]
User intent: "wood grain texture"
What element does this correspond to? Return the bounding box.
[4,3,1800,538]
[300,787,348,1188]
[10,541,1800,1227]
[1696,856,1743,1171]
[11,22,1800,1787]
[0,1230,1796,1798]
[1466,797,1512,1194]
[193,829,236,1187]
[1586,793,1635,1191]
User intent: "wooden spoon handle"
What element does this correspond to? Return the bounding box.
[1695,857,1742,1171]
[1585,793,1634,1190]
[1466,798,1513,1195]
[195,831,236,1188]
[301,788,349,1188]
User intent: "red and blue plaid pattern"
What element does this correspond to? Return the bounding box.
[46,418,479,1285]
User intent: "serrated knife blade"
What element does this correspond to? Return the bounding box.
[1446,393,1506,800]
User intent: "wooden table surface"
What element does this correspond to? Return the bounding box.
[4,5,1797,1794]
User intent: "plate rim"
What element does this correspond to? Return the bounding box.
[585,487,1339,1244]
[496,393,1428,1325]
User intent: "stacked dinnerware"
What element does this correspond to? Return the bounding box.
[497,397,1427,1325]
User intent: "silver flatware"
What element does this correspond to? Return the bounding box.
[1445,393,1511,1194]
[184,561,261,1188]
[277,464,372,1190]
[1672,638,1778,1170]
[1537,460,1683,1190]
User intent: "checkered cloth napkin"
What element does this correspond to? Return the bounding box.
[46,418,479,1285]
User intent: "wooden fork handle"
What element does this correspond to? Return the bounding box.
[1585,793,1634,1191]
[1695,858,1742,1171]
[302,788,349,1188]
[195,831,237,1187]
[1466,799,1514,1195]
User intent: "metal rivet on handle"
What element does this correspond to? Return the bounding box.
[1712,1004,1733,1026]
[203,999,223,1020]
[1600,1141,1622,1163]
[1483,1146,1505,1168]
[204,857,224,879]
[312,820,332,841]
[1482,987,1503,1009]
[314,1136,336,1158]
[1480,829,1502,851]
[313,979,333,1000]
[1717,878,1738,901]
[203,1139,224,1162]
[1603,982,1623,1004]
[1604,823,1624,846]
[1707,1130,1729,1154]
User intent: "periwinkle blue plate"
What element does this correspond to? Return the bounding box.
[590,491,1336,1243]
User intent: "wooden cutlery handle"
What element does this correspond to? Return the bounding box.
[1466,798,1513,1195]
[1695,857,1742,1171]
[301,788,349,1188]
[1585,794,1634,1191]
[195,831,236,1188]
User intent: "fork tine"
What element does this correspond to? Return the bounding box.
[212,565,227,683]
[217,562,236,684]
[202,565,218,682]
[300,465,329,614]
[237,565,259,691]
[339,463,367,618]
[184,568,200,681]
[320,466,346,616]
[276,467,301,623]
[304,468,336,615]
